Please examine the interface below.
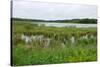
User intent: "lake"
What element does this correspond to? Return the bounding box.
[32,22,97,28]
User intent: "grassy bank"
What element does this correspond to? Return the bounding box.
[12,20,97,66]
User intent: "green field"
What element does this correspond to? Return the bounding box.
[12,20,97,66]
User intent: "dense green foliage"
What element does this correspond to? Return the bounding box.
[77,19,97,24]
[12,18,97,24]
[12,20,97,66]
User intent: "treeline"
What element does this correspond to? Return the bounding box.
[12,18,97,24]
[75,19,97,24]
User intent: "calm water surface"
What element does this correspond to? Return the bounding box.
[33,22,97,28]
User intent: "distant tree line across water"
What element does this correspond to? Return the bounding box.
[12,18,97,24]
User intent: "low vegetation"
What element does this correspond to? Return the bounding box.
[12,19,97,66]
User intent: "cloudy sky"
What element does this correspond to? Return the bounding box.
[13,0,97,20]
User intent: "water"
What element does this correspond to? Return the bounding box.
[33,22,97,28]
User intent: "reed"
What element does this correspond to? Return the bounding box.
[12,20,97,66]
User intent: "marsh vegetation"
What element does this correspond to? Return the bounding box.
[12,19,97,66]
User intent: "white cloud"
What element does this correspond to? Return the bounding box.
[12,1,97,20]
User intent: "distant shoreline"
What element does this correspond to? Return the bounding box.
[12,18,97,24]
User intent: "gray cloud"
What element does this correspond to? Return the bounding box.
[12,1,97,20]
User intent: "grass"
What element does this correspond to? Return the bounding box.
[12,20,97,66]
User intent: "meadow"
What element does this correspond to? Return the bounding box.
[12,20,97,66]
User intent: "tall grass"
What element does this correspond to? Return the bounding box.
[12,20,97,66]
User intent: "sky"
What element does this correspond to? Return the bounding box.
[12,0,97,20]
